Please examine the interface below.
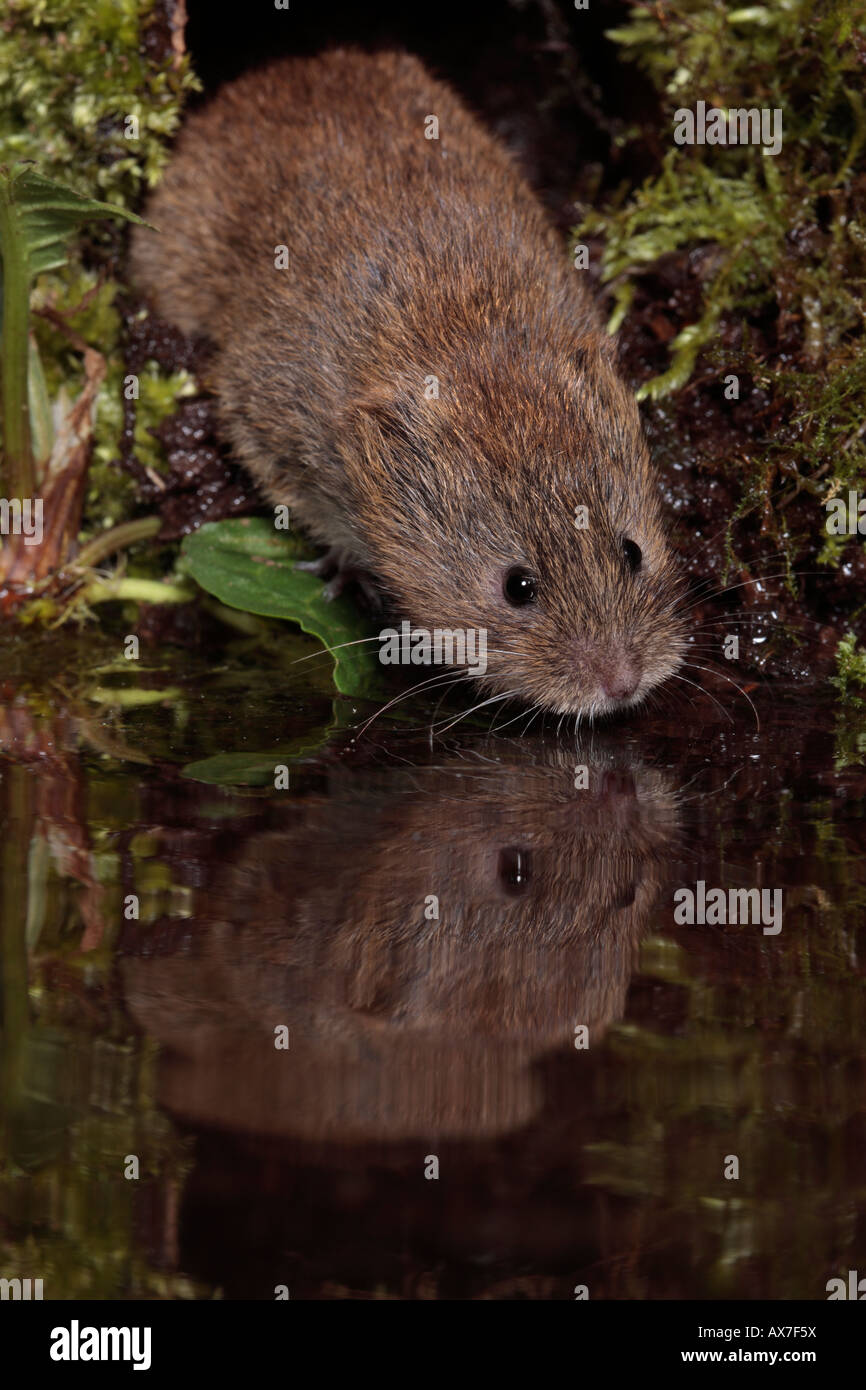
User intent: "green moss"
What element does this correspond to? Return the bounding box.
[831,630,866,703]
[0,0,197,207]
[0,0,199,538]
[582,0,865,386]
[86,359,197,533]
[29,272,196,532]
[577,0,866,594]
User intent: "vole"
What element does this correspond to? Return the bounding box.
[130,48,685,717]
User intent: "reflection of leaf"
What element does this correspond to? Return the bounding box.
[184,746,323,786]
[181,518,384,698]
[181,691,364,785]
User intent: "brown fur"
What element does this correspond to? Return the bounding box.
[130,49,685,716]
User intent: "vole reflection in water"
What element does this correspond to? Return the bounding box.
[122,748,679,1139]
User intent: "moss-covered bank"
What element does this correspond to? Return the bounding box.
[577,0,866,686]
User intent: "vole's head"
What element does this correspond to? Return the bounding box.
[348,338,685,718]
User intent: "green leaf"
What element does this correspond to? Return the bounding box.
[180,517,384,698]
[0,162,148,499]
[0,163,148,276]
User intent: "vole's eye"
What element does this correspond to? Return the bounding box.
[622,538,642,572]
[498,846,532,896]
[503,566,538,606]
[613,881,637,910]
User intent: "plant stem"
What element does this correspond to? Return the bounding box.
[28,334,54,470]
[0,173,35,499]
[73,515,162,569]
[202,596,274,636]
[0,766,34,1120]
[82,576,191,606]
[86,686,183,707]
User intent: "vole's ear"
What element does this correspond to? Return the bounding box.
[573,330,617,374]
[350,387,402,437]
[346,385,421,460]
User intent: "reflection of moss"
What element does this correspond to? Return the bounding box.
[835,719,866,768]
[0,1029,206,1299]
[0,752,208,1298]
[578,0,866,584]
[586,770,866,1298]
[0,0,198,536]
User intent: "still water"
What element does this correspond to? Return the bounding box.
[1,628,864,1299]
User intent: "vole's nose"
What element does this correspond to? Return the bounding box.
[598,653,641,702]
[576,639,642,703]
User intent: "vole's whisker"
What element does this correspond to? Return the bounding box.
[684,636,768,647]
[669,670,733,724]
[681,660,760,731]
[428,678,466,737]
[356,669,476,736]
[489,700,539,735]
[521,703,545,737]
[431,689,519,735]
[676,568,826,621]
[290,635,388,664]
[685,619,777,635]
[676,574,796,616]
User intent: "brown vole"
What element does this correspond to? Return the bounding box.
[130,49,685,717]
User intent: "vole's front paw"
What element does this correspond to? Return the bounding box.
[296,547,382,610]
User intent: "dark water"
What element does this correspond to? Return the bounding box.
[1,630,865,1301]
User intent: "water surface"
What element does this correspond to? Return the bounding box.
[1,630,864,1299]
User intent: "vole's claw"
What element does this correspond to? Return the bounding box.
[322,573,347,602]
[295,546,343,579]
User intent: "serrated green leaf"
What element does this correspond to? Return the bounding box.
[0,162,150,499]
[1,164,148,275]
